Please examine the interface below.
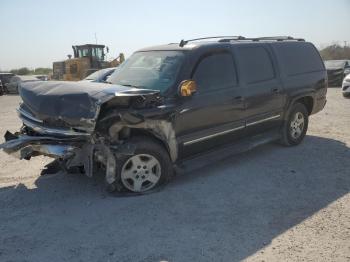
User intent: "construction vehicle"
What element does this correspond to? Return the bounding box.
[52,44,125,81]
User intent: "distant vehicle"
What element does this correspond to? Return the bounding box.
[52,44,124,81]
[324,60,350,86]
[0,72,15,94]
[0,80,4,96]
[342,74,350,97]
[6,75,40,94]
[34,75,49,81]
[80,67,116,83]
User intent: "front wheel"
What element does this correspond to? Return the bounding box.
[106,137,173,193]
[280,103,309,146]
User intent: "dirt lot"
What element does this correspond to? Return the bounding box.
[0,88,349,262]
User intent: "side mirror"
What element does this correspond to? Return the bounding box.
[179,80,197,97]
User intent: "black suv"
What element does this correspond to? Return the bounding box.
[0,36,327,193]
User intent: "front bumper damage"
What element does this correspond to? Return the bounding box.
[0,130,136,185]
[1,131,81,159]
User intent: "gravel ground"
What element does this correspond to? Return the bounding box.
[0,88,349,262]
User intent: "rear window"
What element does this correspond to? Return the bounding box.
[273,42,324,76]
[236,46,275,84]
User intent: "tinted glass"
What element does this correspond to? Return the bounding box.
[237,46,275,84]
[92,47,104,61]
[78,48,90,57]
[193,52,237,92]
[274,42,324,76]
[11,77,18,83]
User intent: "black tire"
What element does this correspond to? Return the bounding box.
[106,136,173,193]
[280,103,309,146]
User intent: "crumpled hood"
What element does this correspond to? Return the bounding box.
[19,81,160,131]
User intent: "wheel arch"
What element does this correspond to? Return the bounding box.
[285,93,315,118]
[294,96,314,115]
[127,128,175,161]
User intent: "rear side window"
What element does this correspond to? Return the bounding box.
[237,46,275,84]
[273,42,324,76]
[193,52,237,92]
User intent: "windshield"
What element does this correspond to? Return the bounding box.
[108,51,185,92]
[324,60,346,69]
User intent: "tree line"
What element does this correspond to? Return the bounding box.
[5,67,52,75]
[319,44,350,60]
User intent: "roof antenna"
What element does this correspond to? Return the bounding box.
[94,33,98,44]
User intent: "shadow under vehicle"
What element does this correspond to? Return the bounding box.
[52,44,124,81]
[0,36,327,194]
[0,135,349,261]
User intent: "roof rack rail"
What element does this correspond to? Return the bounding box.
[178,36,305,47]
[179,36,245,47]
[218,36,305,42]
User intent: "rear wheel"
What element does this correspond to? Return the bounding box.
[280,103,309,146]
[106,137,173,193]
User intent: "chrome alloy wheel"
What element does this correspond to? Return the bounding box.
[290,112,305,139]
[120,154,161,192]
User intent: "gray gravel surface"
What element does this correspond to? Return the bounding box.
[0,89,349,262]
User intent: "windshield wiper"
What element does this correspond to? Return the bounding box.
[120,84,146,89]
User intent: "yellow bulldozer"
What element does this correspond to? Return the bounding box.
[52,44,125,81]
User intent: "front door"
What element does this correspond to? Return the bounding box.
[174,50,245,159]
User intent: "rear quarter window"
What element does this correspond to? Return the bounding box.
[236,46,275,84]
[273,42,324,76]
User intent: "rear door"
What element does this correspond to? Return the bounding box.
[175,49,245,159]
[234,44,285,134]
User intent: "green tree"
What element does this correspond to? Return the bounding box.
[34,68,52,75]
[16,67,31,75]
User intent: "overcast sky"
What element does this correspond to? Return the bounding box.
[1,0,349,70]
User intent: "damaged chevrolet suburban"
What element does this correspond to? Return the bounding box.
[0,36,327,193]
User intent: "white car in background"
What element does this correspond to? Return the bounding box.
[342,74,350,97]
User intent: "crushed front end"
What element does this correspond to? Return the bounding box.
[0,81,166,186]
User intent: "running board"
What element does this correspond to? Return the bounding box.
[175,130,281,174]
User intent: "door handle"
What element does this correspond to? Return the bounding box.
[271,88,280,94]
[234,96,244,102]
